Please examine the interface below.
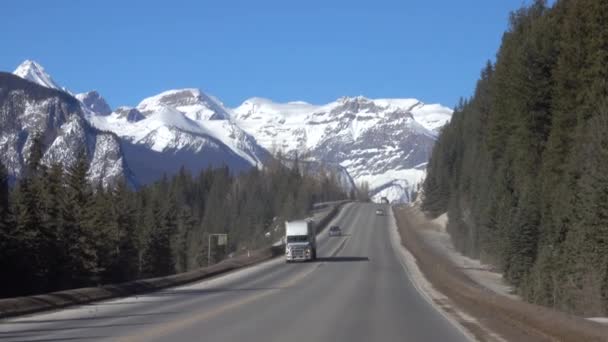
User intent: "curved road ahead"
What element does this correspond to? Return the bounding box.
[0,203,470,342]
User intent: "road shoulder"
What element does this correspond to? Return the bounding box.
[391,205,608,342]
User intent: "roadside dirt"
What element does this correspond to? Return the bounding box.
[394,206,608,342]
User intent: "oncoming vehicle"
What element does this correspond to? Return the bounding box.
[375,208,385,216]
[285,220,317,262]
[328,225,342,236]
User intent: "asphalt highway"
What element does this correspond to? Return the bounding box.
[0,203,470,342]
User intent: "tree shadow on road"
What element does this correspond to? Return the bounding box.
[0,322,151,336]
[145,287,279,297]
[4,336,107,342]
[1,312,177,325]
[315,256,370,262]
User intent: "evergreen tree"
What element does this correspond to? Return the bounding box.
[110,180,139,282]
[63,148,98,286]
[0,144,347,296]
[422,0,608,315]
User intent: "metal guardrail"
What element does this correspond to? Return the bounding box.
[0,201,350,319]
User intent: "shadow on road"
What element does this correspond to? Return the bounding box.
[316,256,370,262]
[2,312,177,325]
[146,287,279,297]
[0,322,151,335]
[83,300,162,306]
[5,336,107,342]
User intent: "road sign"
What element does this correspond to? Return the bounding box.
[217,234,227,246]
[208,233,228,266]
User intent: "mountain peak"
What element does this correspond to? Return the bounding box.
[76,90,112,115]
[337,95,370,104]
[137,88,230,120]
[13,60,62,90]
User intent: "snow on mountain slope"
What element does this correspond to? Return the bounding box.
[0,72,133,187]
[233,96,452,202]
[358,168,426,203]
[89,102,268,184]
[88,88,270,184]
[9,60,269,186]
[13,60,62,90]
[233,97,321,153]
[8,59,449,198]
[129,88,267,166]
[13,60,111,117]
[373,99,451,133]
[76,90,112,115]
[137,88,229,120]
[113,106,145,122]
[410,103,452,133]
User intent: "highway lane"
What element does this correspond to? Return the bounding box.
[0,203,470,342]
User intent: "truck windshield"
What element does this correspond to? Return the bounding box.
[287,235,309,243]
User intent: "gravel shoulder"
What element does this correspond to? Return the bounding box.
[419,212,520,301]
[393,205,608,342]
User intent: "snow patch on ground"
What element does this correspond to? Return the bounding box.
[587,317,608,324]
[414,208,520,301]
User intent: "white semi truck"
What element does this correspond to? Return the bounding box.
[285,220,317,262]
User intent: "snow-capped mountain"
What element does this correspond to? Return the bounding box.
[88,88,269,183]
[76,90,112,115]
[0,72,133,187]
[6,59,451,200]
[14,61,110,116]
[137,88,229,120]
[9,60,270,185]
[13,60,62,91]
[113,106,145,122]
[232,96,452,202]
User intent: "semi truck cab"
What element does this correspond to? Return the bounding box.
[285,220,317,262]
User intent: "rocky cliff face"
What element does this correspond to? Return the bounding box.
[0,72,133,187]
[76,90,112,115]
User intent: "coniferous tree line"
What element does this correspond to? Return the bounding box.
[423,0,608,316]
[0,138,346,298]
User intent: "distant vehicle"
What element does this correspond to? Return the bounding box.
[380,197,389,204]
[328,225,342,236]
[376,209,385,216]
[285,220,317,262]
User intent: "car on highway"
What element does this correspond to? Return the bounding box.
[328,225,342,236]
[376,208,385,216]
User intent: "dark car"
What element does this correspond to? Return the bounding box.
[329,225,342,236]
[375,209,385,216]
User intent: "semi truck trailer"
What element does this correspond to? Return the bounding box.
[285,220,317,262]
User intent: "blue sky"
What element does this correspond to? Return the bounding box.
[1,0,540,109]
